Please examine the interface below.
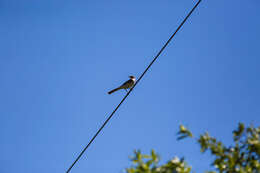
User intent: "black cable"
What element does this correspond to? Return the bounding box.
[66,0,202,172]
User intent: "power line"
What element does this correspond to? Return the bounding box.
[66,0,202,172]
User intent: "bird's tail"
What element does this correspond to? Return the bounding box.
[108,87,121,94]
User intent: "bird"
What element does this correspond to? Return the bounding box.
[108,76,136,94]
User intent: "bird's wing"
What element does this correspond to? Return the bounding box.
[122,79,132,86]
[120,79,134,89]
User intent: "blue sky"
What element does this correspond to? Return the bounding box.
[1,0,260,172]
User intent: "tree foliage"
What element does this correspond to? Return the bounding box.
[126,149,191,173]
[126,123,260,173]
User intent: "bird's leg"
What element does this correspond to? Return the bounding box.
[124,89,128,93]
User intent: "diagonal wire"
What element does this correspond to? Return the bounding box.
[66,0,202,172]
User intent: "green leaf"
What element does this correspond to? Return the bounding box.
[177,125,193,140]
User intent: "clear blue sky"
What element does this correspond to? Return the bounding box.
[1,0,259,172]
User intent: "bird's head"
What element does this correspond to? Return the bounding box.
[129,75,135,79]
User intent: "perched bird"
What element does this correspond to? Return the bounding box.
[108,76,136,94]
